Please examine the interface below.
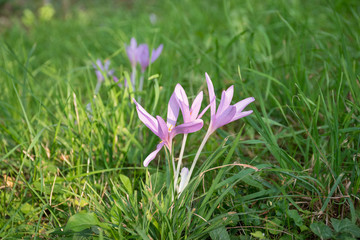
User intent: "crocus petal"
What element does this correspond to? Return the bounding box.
[126,38,138,66]
[178,167,189,193]
[175,84,189,106]
[130,37,137,47]
[211,105,236,131]
[133,99,159,136]
[108,69,115,76]
[137,44,150,71]
[95,70,104,82]
[190,91,203,121]
[205,73,216,120]
[167,91,180,128]
[113,76,122,87]
[171,119,203,138]
[197,95,215,119]
[151,44,163,63]
[231,110,253,122]
[156,116,168,142]
[174,84,191,122]
[143,142,165,167]
[217,86,234,116]
[233,97,255,113]
[104,60,111,71]
[96,59,103,70]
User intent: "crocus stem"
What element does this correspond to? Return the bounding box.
[138,73,144,102]
[131,65,136,88]
[171,151,176,175]
[94,80,102,95]
[174,134,188,191]
[184,129,212,188]
[139,73,144,92]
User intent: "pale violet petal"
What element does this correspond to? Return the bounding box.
[137,44,150,71]
[190,91,203,121]
[130,37,137,48]
[234,97,255,113]
[211,105,236,132]
[143,142,165,167]
[96,59,103,70]
[217,86,234,116]
[174,84,191,122]
[167,91,180,128]
[198,95,215,119]
[108,69,115,76]
[133,99,159,136]
[171,119,203,139]
[95,70,104,82]
[151,44,163,63]
[205,73,216,120]
[104,59,111,71]
[156,116,168,141]
[231,110,253,122]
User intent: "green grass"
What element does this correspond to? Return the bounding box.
[0,0,359,239]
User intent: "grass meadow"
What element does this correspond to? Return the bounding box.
[0,0,359,239]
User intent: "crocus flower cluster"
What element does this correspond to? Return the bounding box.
[93,59,115,82]
[91,38,162,96]
[134,73,255,194]
[92,59,121,94]
[126,37,163,91]
[86,59,119,119]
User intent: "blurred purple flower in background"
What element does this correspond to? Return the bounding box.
[126,37,163,94]
[93,59,114,82]
[126,38,139,68]
[149,13,157,24]
[126,38,139,87]
[137,43,163,72]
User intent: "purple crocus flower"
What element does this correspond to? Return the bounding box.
[205,73,255,134]
[174,84,211,123]
[137,43,163,72]
[93,59,115,82]
[133,93,203,167]
[112,76,128,88]
[181,73,255,191]
[126,38,139,68]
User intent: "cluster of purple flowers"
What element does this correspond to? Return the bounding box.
[92,37,163,91]
[134,73,255,193]
[91,37,254,194]
[126,38,163,74]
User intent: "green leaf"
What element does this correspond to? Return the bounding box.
[265,218,282,235]
[20,203,35,214]
[331,218,360,238]
[210,226,230,240]
[120,174,133,195]
[310,222,333,239]
[64,212,100,232]
[250,231,266,239]
[226,212,240,227]
[287,209,303,227]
